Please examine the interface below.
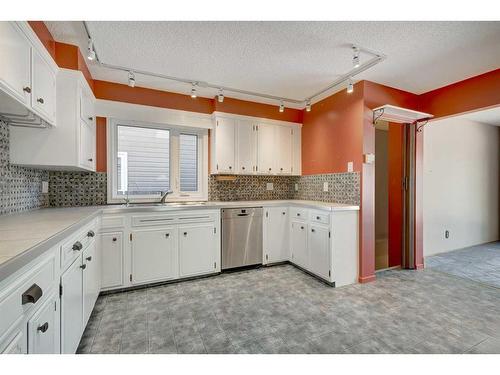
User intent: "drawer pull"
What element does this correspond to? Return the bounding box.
[72,241,83,251]
[87,230,95,237]
[23,86,31,93]
[316,216,320,220]
[165,233,170,238]
[37,97,44,104]
[282,212,286,215]
[88,117,93,121]
[300,226,304,230]
[37,322,49,333]
[297,213,300,216]
[80,264,87,270]
[183,232,187,236]
[22,284,43,305]
[112,237,117,242]
[86,256,92,261]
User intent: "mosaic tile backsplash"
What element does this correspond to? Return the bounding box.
[0,120,49,215]
[293,172,360,205]
[49,171,107,207]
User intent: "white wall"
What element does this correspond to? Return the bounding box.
[424,117,499,256]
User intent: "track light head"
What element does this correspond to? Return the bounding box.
[352,46,360,68]
[87,39,96,61]
[190,83,197,98]
[279,101,285,113]
[128,71,136,88]
[218,89,224,103]
[305,100,312,112]
[347,78,354,94]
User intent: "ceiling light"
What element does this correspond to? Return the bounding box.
[305,100,312,112]
[352,46,360,68]
[87,38,96,61]
[347,78,354,94]
[218,89,224,103]
[279,101,285,113]
[190,83,197,98]
[128,71,136,88]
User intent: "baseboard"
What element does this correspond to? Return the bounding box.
[358,274,376,283]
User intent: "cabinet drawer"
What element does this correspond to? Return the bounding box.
[101,215,126,229]
[176,212,218,224]
[310,210,330,225]
[289,207,308,221]
[132,214,177,227]
[0,253,56,341]
[61,220,97,269]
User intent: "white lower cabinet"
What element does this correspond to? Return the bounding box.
[308,224,331,281]
[60,256,83,354]
[131,227,178,284]
[83,241,100,325]
[290,220,308,269]
[179,223,218,278]
[100,232,124,290]
[1,329,26,354]
[27,291,59,354]
[263,207,289,264]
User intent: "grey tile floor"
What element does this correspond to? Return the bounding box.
[426,242,500,288]
[77,264,500,354]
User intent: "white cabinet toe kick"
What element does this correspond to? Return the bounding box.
[0,204,358,354]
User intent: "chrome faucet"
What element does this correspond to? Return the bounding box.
[160,190,174,203]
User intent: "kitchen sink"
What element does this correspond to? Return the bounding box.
[123,201,207,207]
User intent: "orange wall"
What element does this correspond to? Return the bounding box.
[28,21,56,60]
[214,97,302,123]
[301,82,364,175]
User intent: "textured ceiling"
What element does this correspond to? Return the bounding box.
[45,21,500,106]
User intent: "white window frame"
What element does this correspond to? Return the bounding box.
[107,118,208,204]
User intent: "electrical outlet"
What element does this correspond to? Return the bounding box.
[294,183,298,191]
[42,181,49,194]
[347,161,353,172]
[323,182,329,192]
[266,183,274,191]
[445,230,450,239]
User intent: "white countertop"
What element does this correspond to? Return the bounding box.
[0,200,358,280]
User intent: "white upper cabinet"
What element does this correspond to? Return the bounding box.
[275,125,293,174]
[31,47,57,124]
[10,69,96,171]
[0,22,31,105]
[236,119,257,174]
[0,22,57,126]
[292,126,302,175]
[212,117,236,173]
[257,123,276,174]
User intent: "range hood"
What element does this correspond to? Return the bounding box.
[0,89,49,128]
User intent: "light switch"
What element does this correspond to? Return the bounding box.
[323,182,328,192]
[42,181,49,194]
[347,162,353,172]
[266,183,274,191]
[294,183,298,191]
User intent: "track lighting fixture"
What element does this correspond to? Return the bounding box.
[87,38,96,61]
[352,46,360,68]
[347,78,354,94]
[128,71,136,88]
[279,101,285,113]
[190,83,197,98]
[305,100,312,112]
[218,89,224,103]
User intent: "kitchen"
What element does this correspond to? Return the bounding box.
[1,4,500,364]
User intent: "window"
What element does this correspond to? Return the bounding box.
[108,120,207,203]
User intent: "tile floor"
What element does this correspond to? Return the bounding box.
[77,264,500,354]
[426,242,500,288]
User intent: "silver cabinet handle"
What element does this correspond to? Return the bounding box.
[37,98,44,104]
[23,86,31,93]
[37,322,49,333]
[72,241,83,251]
[86,256,92,261]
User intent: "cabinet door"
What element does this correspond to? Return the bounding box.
[100,232,124,289]
[0,22,31,105]
[276,126,292,174]
[1,329,26,354]
[79,120,95,171]
[31,48,56,123]
[236,120,257,174]
[80,86,95,127]
[308,224,331,280]
[60,256,83,354]
[263,207,289,264]
[83,241,100,325]
[257,123,275,174]
[214,117,236,173]
[131,227,177,284]
[28,292,60,354]
[291,126,301,175]
[290,220,308,268]
[179,223,217,278]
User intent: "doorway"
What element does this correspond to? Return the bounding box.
[375,122,389,270]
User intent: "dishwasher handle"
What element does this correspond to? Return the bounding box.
[237,213,250,217]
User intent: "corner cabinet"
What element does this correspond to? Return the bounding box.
[211,113,301,176]
[9,69,96,171]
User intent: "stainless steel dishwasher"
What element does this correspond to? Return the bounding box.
[221,207,263,270]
